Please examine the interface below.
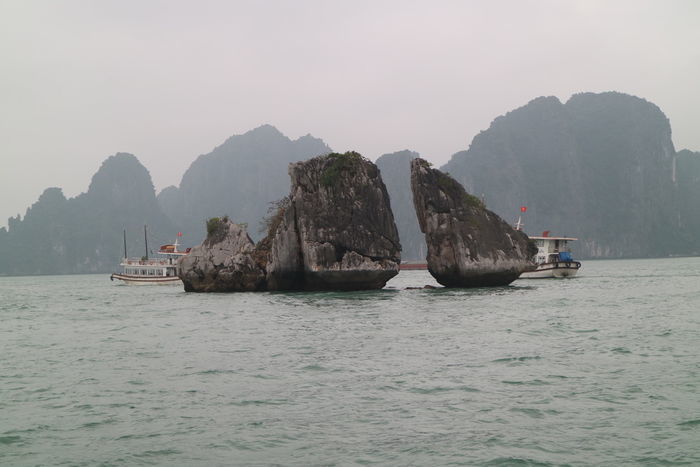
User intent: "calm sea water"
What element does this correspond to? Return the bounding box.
[1,258,699,466]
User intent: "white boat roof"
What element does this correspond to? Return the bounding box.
[529,236,578,241]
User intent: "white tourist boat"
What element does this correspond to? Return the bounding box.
[514,207,581,279]
[110,228,190,285]
[520,232,582,279]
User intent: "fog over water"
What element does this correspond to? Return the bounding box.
[1,0,699,227]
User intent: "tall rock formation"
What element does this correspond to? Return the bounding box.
[411,158,536,287]
[157,125,331,244]
[0,153,175,275]
[179,152,401,291]
[267,152,401,290]
[376,150,427,261]
[442,92,678,258]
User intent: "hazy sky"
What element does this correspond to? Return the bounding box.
[1,0,699,227]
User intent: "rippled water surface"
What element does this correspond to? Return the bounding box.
[1,258,699,466]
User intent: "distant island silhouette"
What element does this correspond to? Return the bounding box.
[1,92,699,276]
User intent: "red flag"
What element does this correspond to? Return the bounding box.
[177,232,183,237]
[520,206,527,213]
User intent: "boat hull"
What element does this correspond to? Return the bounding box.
[519,261,581,279]
[110,274,182,285]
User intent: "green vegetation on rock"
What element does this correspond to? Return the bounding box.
[206,216,227,237]
[434,171,484,209]
[205,215,233,246]
[320,151,364,187]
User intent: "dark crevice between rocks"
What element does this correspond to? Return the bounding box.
[291,200,306,288]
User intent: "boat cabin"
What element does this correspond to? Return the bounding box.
[529,232,577,265]
[121,258,179,277]
[111,230,190,285]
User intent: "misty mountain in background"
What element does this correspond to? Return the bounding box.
[2,93,700,276]
[0,154,175,275]
[442,91,685,258]
[157,125,331,244]
[375,150,426,261]
[674,149,700,254]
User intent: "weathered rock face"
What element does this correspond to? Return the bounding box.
[179,152,401,292]
[264,199,304,290]
[178,218,266,292]
[411,158,537,287]
[267,152,401,290]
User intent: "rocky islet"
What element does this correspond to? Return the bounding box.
[179,153,538,291]
[179,152,402,292]
[410,158,537,287]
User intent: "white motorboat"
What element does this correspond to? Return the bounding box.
[520,232,581,279]
[513,207,581,279]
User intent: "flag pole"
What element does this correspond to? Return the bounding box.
[515,206,527,231]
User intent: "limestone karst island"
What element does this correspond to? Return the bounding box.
[4,2,700,464]
[2,92,699,287]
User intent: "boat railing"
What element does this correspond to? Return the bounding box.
[122,258,172,266]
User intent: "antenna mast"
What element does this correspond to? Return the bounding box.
[144,225,148,260]
[515,206,527,231]
[123,229,127,259]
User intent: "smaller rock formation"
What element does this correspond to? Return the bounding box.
[411,158,536,287]
[178,217,266,292]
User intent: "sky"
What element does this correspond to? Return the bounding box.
[1,0,699,227]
